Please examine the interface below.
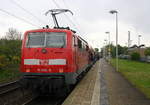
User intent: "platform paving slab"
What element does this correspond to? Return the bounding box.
[62,61,100,105]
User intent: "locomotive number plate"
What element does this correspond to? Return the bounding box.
[39,59,49,65]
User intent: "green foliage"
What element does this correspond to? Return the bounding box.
[0,55,8,69]
[0,28,22,83]
[145,48,150,56]
[118,45,128,55]
[94,48,99,52]
[102,44,128,57]
[131,52,140,61]
[0,28,22,69]
[0,64,20,83]
[0,39,21,64]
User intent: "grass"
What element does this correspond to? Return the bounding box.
[111,59,150,98]
[0,64,21,84]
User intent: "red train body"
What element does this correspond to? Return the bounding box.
[20,28,94,93]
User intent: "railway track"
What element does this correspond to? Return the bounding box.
[23,96,65,105]
[0,80,20,96]
[0,80,66,105]
[0,80,39,105]
[22,96,37,105]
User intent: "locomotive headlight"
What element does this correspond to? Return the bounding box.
[59,68,63,73]
[48,69,52,72]
[37,69,40,72]
[26,68,30,72]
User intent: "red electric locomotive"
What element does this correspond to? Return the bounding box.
[20,9,94,93]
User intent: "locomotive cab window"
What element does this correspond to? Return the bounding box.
[26,32,66,48]
[46,32,66,48]
[26,32,45,47]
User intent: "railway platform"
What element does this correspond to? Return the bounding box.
[62,59,150,105]
[62,61,100,105]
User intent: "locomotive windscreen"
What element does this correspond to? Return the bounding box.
[26,32,66,48]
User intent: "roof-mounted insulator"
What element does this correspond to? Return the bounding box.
[46,25,49,29]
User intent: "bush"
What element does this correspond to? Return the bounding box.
[145,48,150,56]
[0,55,8,69]
[12,56,20,64]
[131,52,140,61]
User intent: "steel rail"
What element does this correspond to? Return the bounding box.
[0,80,20,96]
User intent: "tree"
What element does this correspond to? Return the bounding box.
[5,28,22,40]
[102,44,128,58]
[131,52,140,61]
[145,48,150,56]
[94,48,99,52]
[0,28,22,65]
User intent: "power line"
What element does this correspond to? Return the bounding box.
[61,0,86,33]
[59,0,87,37]
[0,8,40,28]
[52,0,81,33]
[9,0,47,25]
[52,0,61,8]
[62,0,70,9]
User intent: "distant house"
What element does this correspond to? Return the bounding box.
[128,48,146,57]
[128,44,146,57]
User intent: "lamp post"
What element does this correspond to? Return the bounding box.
[103,43,105,58]
[104,39,107,59]
[105,31,111,63]
[138,35,142,46]
[109,10,118,71]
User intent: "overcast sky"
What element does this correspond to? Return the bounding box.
[0,0,150,49]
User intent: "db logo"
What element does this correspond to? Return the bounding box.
[39,59,49,65]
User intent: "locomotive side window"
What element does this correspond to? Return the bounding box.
[72,36,75,47]
[82,43,86,51]
[77,38,82,49]
[26,32,66,48]
[86,45,89,51]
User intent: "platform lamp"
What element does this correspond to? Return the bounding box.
[105,31,111,63]
[109,10,119,71]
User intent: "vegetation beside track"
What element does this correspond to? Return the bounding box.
[0,64,20,84]
[0,28,21,84]
[110,59,150,98]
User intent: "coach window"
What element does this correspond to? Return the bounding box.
[86,45,89,51]
[82,43,86,51]
[73,36,76,47]
[78,38,82,49]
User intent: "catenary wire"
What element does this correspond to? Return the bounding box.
[52,0,81,33]
[61,0,88,38]
[0,8,40,28]
[9,0,47,25]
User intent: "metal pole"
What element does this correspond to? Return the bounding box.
[109,10,118,71]
[104,40,107,59]
[138,35,141,46]
[128,31,130,48]
[116,12,118,71]
[105,32,111,63]
[108,32,111,62]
